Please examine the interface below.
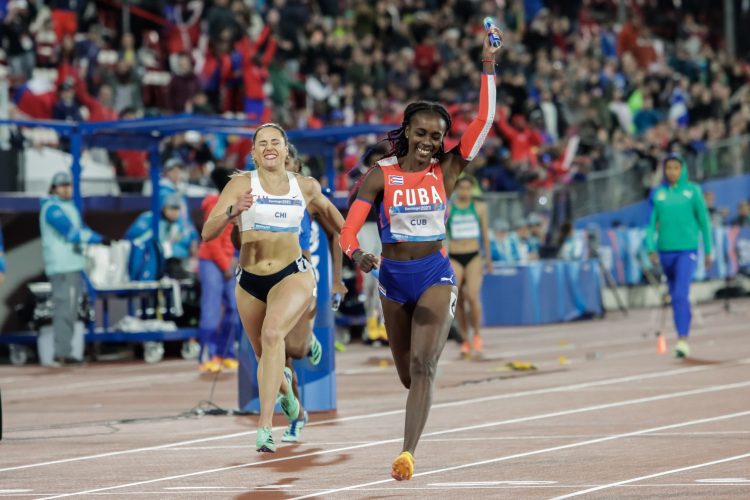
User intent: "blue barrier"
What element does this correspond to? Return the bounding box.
[238,220,336,412]
[482,260,602,326]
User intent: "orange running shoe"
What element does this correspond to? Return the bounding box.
[460,340,470,355]
[391,451,415,481]
[472,335,484,353]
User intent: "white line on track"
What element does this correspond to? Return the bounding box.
[551,453,750,499]
[162,430,750,449]
[34,381,750,499]
[4,484,750,497]
[288,410,750,500]
[0,362,724,474]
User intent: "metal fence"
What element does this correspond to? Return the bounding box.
[482,134,750,225]
[568,134,750,220]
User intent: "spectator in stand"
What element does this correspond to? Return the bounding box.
[112,107,147,193]
[50,0,84,43]
[513,218,539,262]
[157,158,198,263]
[76,82,117,122]
[39,171,105,366]
[52,78,82,122]
[167,53,200,113]
[105,59,143,113]
[490,220,520,264]
[124,193,194,279]
[0,0,36,81]
[494,105,544,171]
[733,201,750,227]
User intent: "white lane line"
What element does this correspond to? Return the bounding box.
[163,486,244,490]
[551,452,750,499]
[695,478,750,483]
[430,481,557,486]
[0,362,723,474]
[163,430,750,449]
[35,381,750,500]
[289,410,750,500]
[4,483,750,497]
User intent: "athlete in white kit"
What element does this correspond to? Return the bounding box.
[202,123,344,453]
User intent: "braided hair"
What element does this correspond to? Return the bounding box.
[346,103,452,207]
[386,101,452,160]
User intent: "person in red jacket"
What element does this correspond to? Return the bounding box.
[494,106,544,168]
[197,167,240,373]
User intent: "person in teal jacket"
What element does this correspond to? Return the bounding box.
[40,172,105,365]
[124,193,194,278]
[645,154,712,358]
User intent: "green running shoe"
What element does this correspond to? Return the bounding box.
[675,339,690,358]
[279,367,300,421]
[282,410,309,442]
[307,334,322,366]
[256,426,275,453]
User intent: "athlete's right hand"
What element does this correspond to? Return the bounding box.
[353,250,379,273]
[232,189,254,218]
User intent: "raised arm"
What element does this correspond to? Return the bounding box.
[446,26,503,176]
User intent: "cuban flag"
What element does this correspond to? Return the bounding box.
[388,175,404,185]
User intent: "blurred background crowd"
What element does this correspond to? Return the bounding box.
[2,0,748,201]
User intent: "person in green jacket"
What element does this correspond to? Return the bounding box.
[645,154,712,358]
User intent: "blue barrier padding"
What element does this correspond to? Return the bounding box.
[482,260,603,326]
[238,221,336,412]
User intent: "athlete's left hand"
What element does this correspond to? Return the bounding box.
[704,255,712,270]
[485,260,494,275]
[482,26,504,59]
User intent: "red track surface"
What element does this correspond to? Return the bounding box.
[2,301,749,499]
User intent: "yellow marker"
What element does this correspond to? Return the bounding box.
[559,339,567,346]
[379,359,389,368]
[559,356,569,365]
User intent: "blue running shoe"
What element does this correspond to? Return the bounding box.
[282,410,309,442]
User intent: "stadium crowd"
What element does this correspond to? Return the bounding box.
[1,0,749,194]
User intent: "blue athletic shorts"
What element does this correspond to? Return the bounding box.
[378,248,456,305]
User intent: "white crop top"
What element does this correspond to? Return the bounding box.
[238,171,307,233]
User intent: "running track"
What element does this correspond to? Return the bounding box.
[1,300,749,499]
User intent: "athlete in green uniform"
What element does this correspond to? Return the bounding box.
[446,175,492,356]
